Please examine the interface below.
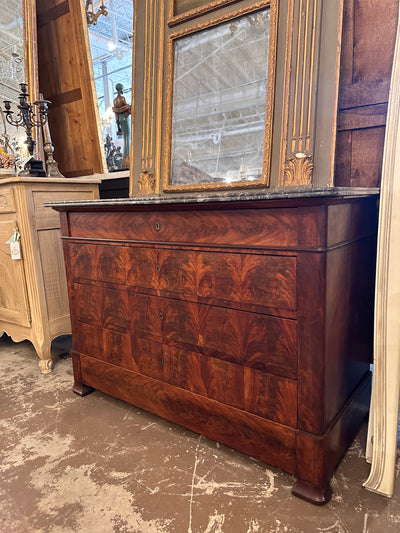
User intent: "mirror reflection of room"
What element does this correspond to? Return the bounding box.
[170,8,271,186]
[86,0,133,172]
[0,0,29,174]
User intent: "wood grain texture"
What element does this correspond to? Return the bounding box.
[67,209,299,247]
[338,104,388,132]
[79,354,297,474]
[335,0,398,187]
[70,242,297,313]
[72,281,297,376]
[36,0,105,177]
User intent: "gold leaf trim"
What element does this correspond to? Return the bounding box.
[283,153,313,186]
[138,170,156,194]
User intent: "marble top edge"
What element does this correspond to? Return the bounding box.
[45,187,380,209]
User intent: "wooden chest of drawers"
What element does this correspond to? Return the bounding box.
[53,191,378,504]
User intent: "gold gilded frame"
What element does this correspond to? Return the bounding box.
[163,0,277,193]
[168,0,239,26]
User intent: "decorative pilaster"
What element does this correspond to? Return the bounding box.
[279,0,321,186]
[138,170,156,194]
[283,152,314,186]
[138,0,164,195]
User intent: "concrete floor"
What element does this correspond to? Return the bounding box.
[1,334,400,533]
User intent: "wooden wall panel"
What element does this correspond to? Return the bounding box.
[36,0,105,177]
[335,0,398,188]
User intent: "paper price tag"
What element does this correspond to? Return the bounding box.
[10,241,21,260]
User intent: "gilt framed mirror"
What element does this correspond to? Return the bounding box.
[0,0,39,164]
[130,0,344,196]
[163,0,277,192]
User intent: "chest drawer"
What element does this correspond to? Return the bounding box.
[68,208,299,247]
[73,321,297,428]
[72,282,297,376]
[69,243,297,313]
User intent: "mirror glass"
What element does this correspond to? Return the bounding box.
[0,0,28,165]
[170,8,271,186]
[86,0,134,172]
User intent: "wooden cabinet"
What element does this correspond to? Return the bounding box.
[53,189,378,503]
[0,176,99,373]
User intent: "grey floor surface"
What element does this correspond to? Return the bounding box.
[1,334,400,533]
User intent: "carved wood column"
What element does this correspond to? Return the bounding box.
[364,1,400,498]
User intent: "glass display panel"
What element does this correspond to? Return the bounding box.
[170,8,270,186]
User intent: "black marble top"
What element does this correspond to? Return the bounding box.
[46,187,380,210]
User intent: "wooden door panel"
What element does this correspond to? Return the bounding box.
[0,218,31,327]
[36,0,105,177]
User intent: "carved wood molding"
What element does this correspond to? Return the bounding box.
[163,0,277,193]
[364,4,400,498]
[168,0,238,26]
[279,0,320,186]
[138,170,156,194]
[283,152,313,186]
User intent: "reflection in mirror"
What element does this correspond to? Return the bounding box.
[170,8,271,186]
[0,0,29,170]
[86,0,133,172]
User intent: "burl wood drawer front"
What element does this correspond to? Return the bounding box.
[67,208,299,247]
[69,243,297,313]
[72,283,297,376]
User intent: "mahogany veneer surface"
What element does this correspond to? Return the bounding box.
[54,194,378,504]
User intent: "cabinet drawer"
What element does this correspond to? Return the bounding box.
[157,249,296,311]
[73,321,139,372]
[130,293,297,375]
[131,337,297,428]
[73,322,297,428]
[73,283,297,376]
[68,208,299,247]
[70,243,297,312]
